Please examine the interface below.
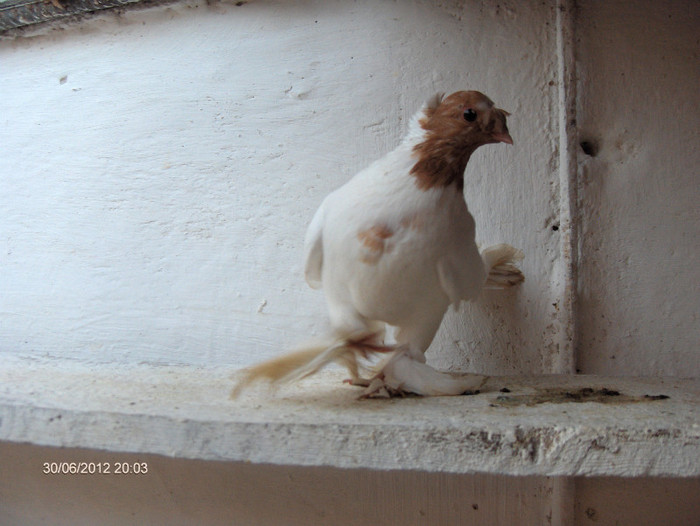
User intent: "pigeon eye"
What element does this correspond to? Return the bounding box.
[463,108,477,122]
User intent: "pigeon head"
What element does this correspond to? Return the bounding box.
[411,91,512,190]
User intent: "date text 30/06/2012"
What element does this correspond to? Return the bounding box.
[43,462,149,475]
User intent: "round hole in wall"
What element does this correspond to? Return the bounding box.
[580,140,599,157]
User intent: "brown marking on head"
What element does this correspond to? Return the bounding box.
[357,225,394,264]
[411,91,512,191]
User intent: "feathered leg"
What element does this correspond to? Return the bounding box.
[342,332,391,387]
[366,348,489,397]
[359,311,488,397]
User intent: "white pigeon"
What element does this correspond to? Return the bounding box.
[232,91,523,398]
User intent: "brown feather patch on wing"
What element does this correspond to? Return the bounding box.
[357,225,394,264]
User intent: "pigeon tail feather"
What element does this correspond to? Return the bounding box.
[230,331,391,398]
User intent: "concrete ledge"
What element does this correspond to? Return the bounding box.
[1,356,698,477]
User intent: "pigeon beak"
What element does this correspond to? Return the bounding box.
[492,132,514,145]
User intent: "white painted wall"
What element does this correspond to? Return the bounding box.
[576,0,700,376]
[3,443,700,526]
[1,0,566,375]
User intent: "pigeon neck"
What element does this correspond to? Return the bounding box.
[409,135,477,191]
